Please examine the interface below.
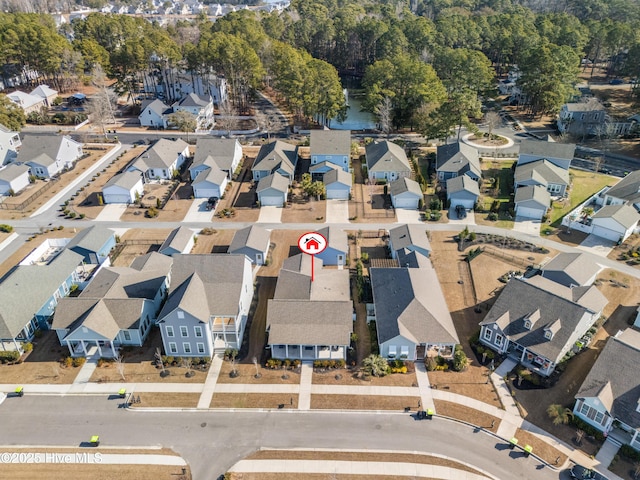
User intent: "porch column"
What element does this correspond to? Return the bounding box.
[13,338,20,352]
[520,348,527,363]
[110,342,116,357]
[285,345,288,358]
[96,342,102,357]
[67,340,73,356]
[314,345,318,358]
[81,340,87,356]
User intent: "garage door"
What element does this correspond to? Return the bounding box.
[450,198,474,209]
[591,224,621,242]
[515,205,544,220]
[326,188,349,200]
[193,187,219,199]
[259,194,284,206]
[393,197,418,209]
[103,194,131,204]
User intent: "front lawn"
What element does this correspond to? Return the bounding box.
[549,169,617,226]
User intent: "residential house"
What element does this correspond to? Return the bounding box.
[127,138,189,181]
[138,99,171,128]
[323,168,351,200]
[17,134,83,178]
[171,93,214,129]
[0,163,30,196]
[256,172,289,206]
[436,142,482,185]
[365,140,411,182]
[159,226,196,256]
[478,277,607,376]
[514,185,550,220]
[192,168,228,199]
[157,254,254,356]
[602,170,640,210]
[7,91,45,115]
[315,226,347,267]
[517,140,576,170]
[514,159,571,197]
[102,171,144,204]
[52,252,172,357]
[267,254,352,360]
[388,224,431,261]
[189,138,243,181]
[541,252,602,287]
[227,225,271,265]
[0,249,84,352]
[0,123,21,166]
[66,226,116,265]
[591,204,640,242]
[389,177,422,209]
[574,328,640,450]
[309,130,351,174]
[251,141,298,183]
[447,175,480,210]
[558,99,606,137]
[30,84,58,107]
[370,261,459,361]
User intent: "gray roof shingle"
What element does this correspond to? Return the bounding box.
[228,225,271,255]
[252,141,297,176]
[514,185,550,206]
[365,141,411,173]
[446,175,480,196]
[191,138,240,172]
[159,227,194,255]
[436,142,481,178]
[604,171,640,204]
[310,130,351,157]
[133,138,188,171]
[518,139,576,161]
[515,159,570,187]
[593,204,640,229]
[66,226,114,253]
[256,172,289,193]
[541,252,602,287]
[390,177,422,197]
[388,224,431,255]
[103,171,143,190]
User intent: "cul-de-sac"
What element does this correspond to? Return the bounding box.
[1,1,640,479]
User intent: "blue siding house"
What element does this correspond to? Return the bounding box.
[310,130,351,178]
[67,226,117,265]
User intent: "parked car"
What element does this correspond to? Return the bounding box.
[569,464,609,480]
[455,204,467,219]
[609,78,624,85]
[206,197,219,210]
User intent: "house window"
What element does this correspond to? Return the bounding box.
[123,331,131,341]
[524,320,531,330]
[197,343,205,354]
[168,342,177,354]
[495,334,503,346]
[388,346,397,358]
[544,330,553,340]
[183,343,192,354]
[194,326,203,338]
[483,329,492,341]
[177,310,184,319]
[180,326,188,337]
[304,346,313,351]
[166,326,174,337]
[547,184,561,194]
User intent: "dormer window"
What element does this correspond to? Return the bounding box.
[524,309,540,330]
[544,330,553,340]
[524,320,532,330]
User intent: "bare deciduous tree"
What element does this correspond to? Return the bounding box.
[216,100,237,137]
[154,348,166,374]
[114,355,126,381]
[375,96,393,137]
[252,356,261,378]
[485,111,502,137]
[87,65,117,138]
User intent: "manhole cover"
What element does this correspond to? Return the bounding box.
[200,422,207,428]
[375,424,381,430]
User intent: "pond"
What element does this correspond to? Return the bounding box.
[330,94,376,131]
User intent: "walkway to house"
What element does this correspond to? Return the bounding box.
[94,204,127,222]
[257,206,282,223]
[71,347,100,386]
[414,361,435,412]
[395,209,422,224]
[196,355,223,409]
[182,199,215,223]
[595,437,622,468]
[325,199,349,223]
[298,362,313,410]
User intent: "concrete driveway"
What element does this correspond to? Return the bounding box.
[447,207,476,225]
[395,209,422,224]
[94,204,127,222]
[257,206,282,223]
[325,199,349,223]
[578,234,615,257]
[512,216,541,236]
[183,199,215,222]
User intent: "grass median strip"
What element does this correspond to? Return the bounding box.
[310,394,420,410]
[131,393,200,408]
[0,464,190,480]
[210,393,298,409]
[514,428,568,466]
[433,400,501,433]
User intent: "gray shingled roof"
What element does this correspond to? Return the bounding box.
[228,225,271,255]
[281,253,323,276]
[0,163,29,182]
[141,99,171,116]
[514,185,550,207]
[193,167,227,187]
[17,134,69,165]
[129,251,173,271]
[518,139,576,161]
[390,177,422,197]
[133,138,188,171]
[275,253,349,301]
[593,204,640,229]
[371,264,459,345]
[192,138,240,172]
[605,171,640,204]
[541,252,602,287]
[525,276,608,314]
[388,224,431,255]
[479,278,599,363]
[0,250,83,339]
[267,299,352,346]
[576,328,640,429]
[159,226,194,255]
[103,171,143,191]
[365,141,411,173]
[159,254,248,319]
[515,159,570,187]
[323,168,351,187]
[446,175,480,196]
[316,226,348,254]
[256,172,289,193]
[310,130,351,157]
[252,140,297,176]
[175,93,210,108]
[436,142,482,178]
[66,225,114,253]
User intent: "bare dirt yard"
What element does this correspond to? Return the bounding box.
[217,362,301,385]
[215,154,260,223]
[0,330,80,384]
[312,369,417,387]
[89,329,209,384]
[0,447,190,480]
[132,392,200,408]
[433,400,500,434]
[119,197,192,223]
[281,197,326,223]
[72,145,147,219]
[191,228,237,254]
[109,229,171,267]
[210,393,299,409]
[311,394,421,410]
[513,428,568,466]
[349,158,397,224]
[0,145,111,220]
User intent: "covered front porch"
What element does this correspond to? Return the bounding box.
[505,341,554,376]
[271,344,346,361]
[65,339,118,358]
[422,343,456,360]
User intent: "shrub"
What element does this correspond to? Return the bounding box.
[0,351,20,363]
[200,228,216,235]
[487,212,498,221]
[63,356,73,368]
[452,347,469,372]
[266,358,282,369]
[22,342,33,353]
[72,357,86,367]
[146,207,159,218]
[0,224,13,233]
[620,444,640,462]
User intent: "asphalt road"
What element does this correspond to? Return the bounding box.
[0,395,563,480]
